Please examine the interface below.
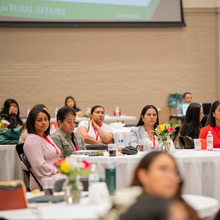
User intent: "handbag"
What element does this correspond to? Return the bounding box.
[121,146,138,155]
[0,127,21,145]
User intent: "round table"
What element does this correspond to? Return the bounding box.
[0,193,218,220]
[71,149,220,202]
[0,144,25,182]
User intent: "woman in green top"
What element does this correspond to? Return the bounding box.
[51,106,86,158]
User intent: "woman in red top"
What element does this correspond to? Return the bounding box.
[199,100,220,148]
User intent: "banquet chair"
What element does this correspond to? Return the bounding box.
[0,180,27,211]
[179,135,194,149]
[171,126,181,142]
[54,178,66,192]
[15,143,43,191]
[86,145,108,151]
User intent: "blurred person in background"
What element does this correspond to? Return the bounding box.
[65,96,83,117]
[0,98,23,129]
[176,92,192,115]
[180,103,204,139]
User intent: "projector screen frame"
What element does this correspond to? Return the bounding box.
[0,0,186,28]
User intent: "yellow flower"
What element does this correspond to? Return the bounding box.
[159,124,165,131]
[0,123,2,127]
[60,161,71,173]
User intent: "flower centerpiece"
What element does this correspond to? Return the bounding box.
[153,121,178,153]
[85,108,91,118]
[54,157,91,204]
[0,117,10,133]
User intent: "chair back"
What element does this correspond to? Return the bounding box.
[15,143,43,191]
[0,180,27,211]
[86,145,108,151]
[179,135,194,149]
[171,126,181,142]
[54,178,66,192]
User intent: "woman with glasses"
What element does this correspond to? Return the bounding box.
[51,106,86,158]
[0,98,23,129]
[103,152,199,220]
[129,105,159,148]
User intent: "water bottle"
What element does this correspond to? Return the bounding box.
[50,124,56,135]
[144,132,150,150]
[55,107,58,118]
[27,108,30,117]
[105,163,116,195]
[206,131,213,151]
[114,106,121,116]
[118,133,125,148]
[89,164,100,189]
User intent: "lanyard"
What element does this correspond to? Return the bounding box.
[37,133,59,155]
[71,135,78,151]
[214,127,220,138]
[153,135,155,149]
[92,124,102,141]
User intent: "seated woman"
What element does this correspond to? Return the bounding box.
[76,105,113,145]
[0,99,23,129]
[199,100,220,148]
[180,103,204,139]
[24,107,65,191]
[51,106,86,158]
[65,96,83,117]
[19,104,48,143]
[104,152,199,220]
[129,105,159,149]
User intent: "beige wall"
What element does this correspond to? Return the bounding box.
[0,4,219,124]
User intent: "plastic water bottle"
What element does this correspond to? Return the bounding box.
[55,107,58,118]
[105,163,116,195]
[89,164,100,190]
[207,131,213,151]
[50,124,56,135]
[118,133,125,148]
[114,106,120,116]
[27,108,30,116]
[144,132,151,150]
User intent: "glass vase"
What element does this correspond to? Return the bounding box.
[159,136,170,153]
[63,175,82,204]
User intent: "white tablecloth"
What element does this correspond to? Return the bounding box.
[0,145,25,182]
[0,193,218,220]
[72,150,220,202]
[50,115,136,123]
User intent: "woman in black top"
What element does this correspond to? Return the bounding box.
[0,99,23,129]
[180,103,204,139]
[65,96,83,117]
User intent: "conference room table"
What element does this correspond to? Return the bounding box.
[72,149,220,203]
[0,144,25,182]
[0,192,218,220]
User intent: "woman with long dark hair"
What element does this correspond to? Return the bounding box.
[0,99,23,129]
[19,104,48,143]
[180,103,204,139]
[130,152,199,220]
[65,96,83,117]
[129,105,159,148]
[24,107,65,190]
[199,100,220,148]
